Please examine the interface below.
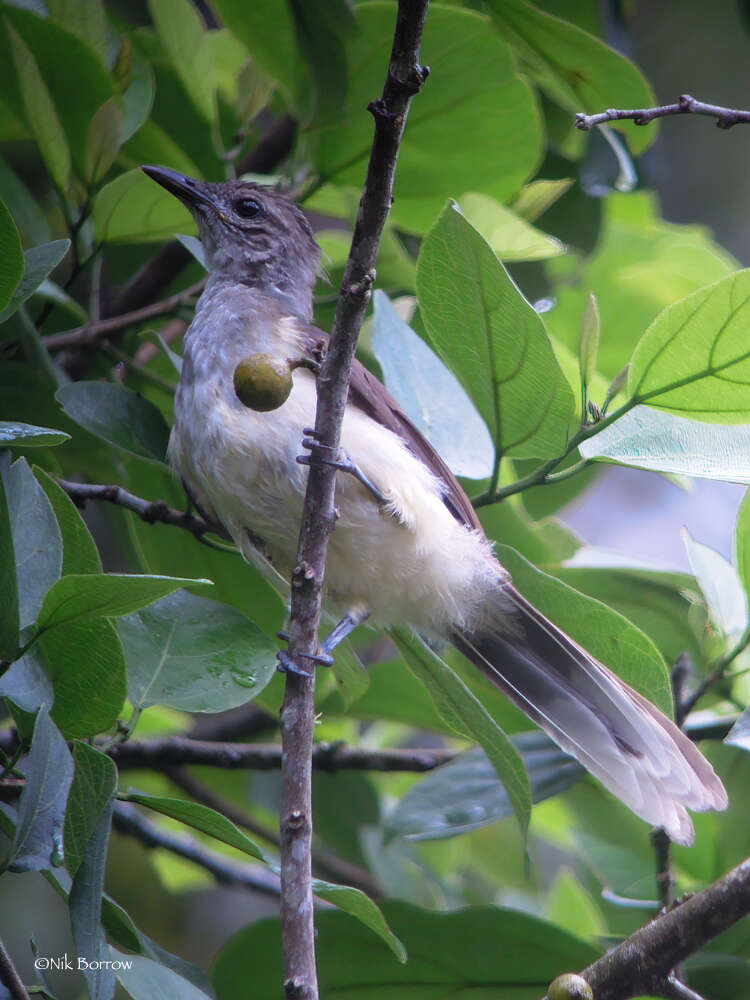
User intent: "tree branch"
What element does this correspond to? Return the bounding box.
[575,94,750,132]
[0,935,30,1000]
[573,856,750,1000]
[278,16,430,994]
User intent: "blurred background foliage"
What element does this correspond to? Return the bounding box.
[1,1,750,998]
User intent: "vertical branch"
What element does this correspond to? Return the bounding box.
[279,3,430,998]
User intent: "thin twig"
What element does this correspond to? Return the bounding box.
[0,935,29,1000]
[43,281,204,351]
[279,6,429,997]
[680,627,750,719]
[107,737,458,772]
[577,856,750,1000]
[575,93,750,132]
[112,801,281,897]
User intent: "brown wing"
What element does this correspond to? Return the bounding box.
[299,325,484,534]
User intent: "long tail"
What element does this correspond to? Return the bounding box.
[452,586,727,845]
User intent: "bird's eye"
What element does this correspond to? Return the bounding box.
[233,197,262,219]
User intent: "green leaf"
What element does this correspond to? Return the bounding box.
[43,618,127,738]
[3,456,62,629]
[736,489,750,598]
[56,381,171,463]
[0,196,23,311]
[8,704,74,872]
[371,290,494,480]
[417,202,574,458]
[213,901,599,1000]
[682,528,748,641]
[0,421,69,448]
[48,0,108,61]
[148,0,216,123]
[511,178,573,222]
[65,742,117,877]
[68,744,117,1000]
[37,574,211,631]
[629,269,750,420]
[313,3,543,233]
[545,869,604,943]
[7,21,71,190]
[579,292,600,392]
[120,590,277,713]
[34,466,102,575]
[579,406,750,483]
[120,43,156,143]
[459,192,564,261]
[84,97,124,185]
[392,626,531,837]
[114,952,212,1000]
[0,157,51,246]
[487,0,656,154]
[0,238,70,324]
[497,544,673,715]
[0,458,19,660]
[310,880,407,964]
[93,167,194,244]
[0,644,53,715]
[386,734,584,842]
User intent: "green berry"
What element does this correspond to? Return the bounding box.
[547,973,593,1000]
[234,353,294,412]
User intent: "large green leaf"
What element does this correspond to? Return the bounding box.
[7,22,71,191]
[120,590,277,713]
[56,382,171,464]
[93,167,194,244]
[0,197,23,312]
[8,705,74,872]
[34,467,102,575]
[579,406,750,482]
[386,734,584,842]
[312,3,543,233]
[65,742,117,878]
[0,239,70,324]
[628,269,750,421]
[487,0,656,154]
[3,456,63,630]
[213,902,599,1000]
[459,192,564,262]
[84,97,124,186]
[392,626,531,836]
[37,574,210,632]
[498,544,673,714]
[417,202,574,459]
[148,0,216,123]
[47,0,108,62]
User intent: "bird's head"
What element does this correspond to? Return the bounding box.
[142,165,321,318]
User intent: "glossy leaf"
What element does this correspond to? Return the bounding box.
[37,574,210,631]
[0,239,70,324]
[0,197,23,312]
[487,0,656,154]
[7,22,71,190]
[84,97,124,185]
[682,529,748,641]
[93,167,194,243]
[120,590,277,712]
[498,544,673,714]
[34,467,101,575]
[417,202,574,458]
[213,902,599,1000]
[148,0,216,123]
[459,192,564,261]
[313,3,543,233]
[371,290,494,480]
[392,626,531,836]
[3,456,63,629]
[579,406,750,483]
[56,381,171,463]
[8,705,74,872]
[629,269,750,420]
[0,421,69,448]
[386,734,584,842]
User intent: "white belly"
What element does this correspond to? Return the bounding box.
[170,365,500,633]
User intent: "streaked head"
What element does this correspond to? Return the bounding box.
[142,165,321,318]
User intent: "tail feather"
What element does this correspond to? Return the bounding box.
[452,586,727,846]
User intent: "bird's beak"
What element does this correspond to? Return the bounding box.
[141,165,213,210]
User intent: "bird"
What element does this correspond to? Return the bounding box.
[142,164,727,846]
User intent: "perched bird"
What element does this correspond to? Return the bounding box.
[143,165,727,845]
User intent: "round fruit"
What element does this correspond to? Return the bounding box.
[547,973,593,1000]
[233,353,294,412]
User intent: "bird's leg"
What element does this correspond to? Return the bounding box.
[276,609,370,677]
[297,427,389,510]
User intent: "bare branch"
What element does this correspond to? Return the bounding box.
[0,936,30,1000]
[575,93,750,132]
[279,5,430,997]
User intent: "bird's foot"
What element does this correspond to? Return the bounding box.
[276,609,369,676]
[297,428,389,509]
[276,630,334,677]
